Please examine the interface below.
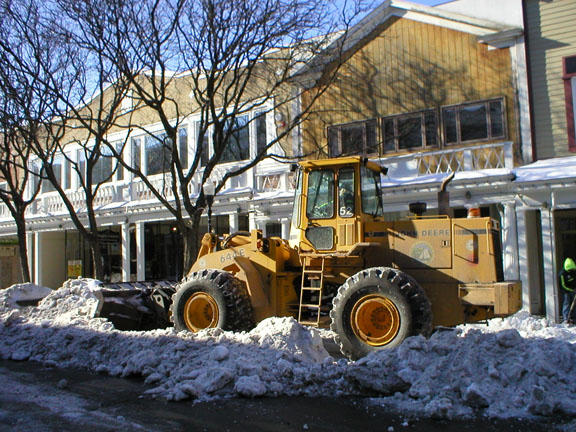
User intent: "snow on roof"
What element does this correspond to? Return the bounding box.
[2,279,576,420]
[381,156,576,191]
[513,156,576,184]
[381,168,514,189]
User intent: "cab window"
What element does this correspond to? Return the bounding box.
[361,166,383,216]
[338,168,355,218]
[306,169,334,219]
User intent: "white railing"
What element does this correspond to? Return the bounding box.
[256,171,295,192]
[131,175,175,202]
[39,183,121,215]
[20,144,510,219]
[382,141,514,177]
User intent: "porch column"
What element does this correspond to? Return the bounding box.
[33,232,42,285]
[26,232,35,284]
[540,208,560,322]
[136,222,145,281]
[121,222,130,281]
[501,202,519,280]
[229,213,239,233]
[249,210,257,231]
[281,218,290,239]
[516,209,531,312]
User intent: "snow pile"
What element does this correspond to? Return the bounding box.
[2,279,576,420]
[32,278,103,325]
[0,283,53,311]
[0,280,335,402]
[349,314,576,418]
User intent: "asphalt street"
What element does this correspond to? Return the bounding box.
[1,359,569,432]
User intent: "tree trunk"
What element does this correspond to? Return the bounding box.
[181,211,204,277]
[88,235,106,281]
[15,216,31,283]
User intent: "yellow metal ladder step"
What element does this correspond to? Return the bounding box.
[298,257,325,327]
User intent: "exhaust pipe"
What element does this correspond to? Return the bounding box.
[438,172,455,216]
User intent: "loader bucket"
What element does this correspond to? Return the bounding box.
[93,281,176,331]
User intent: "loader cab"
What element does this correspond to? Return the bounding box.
[290,157,385,254]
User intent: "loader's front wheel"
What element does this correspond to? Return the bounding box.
[171,269,253,333]
[330,267,432,360]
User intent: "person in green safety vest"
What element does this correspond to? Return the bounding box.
[559,257,576,324]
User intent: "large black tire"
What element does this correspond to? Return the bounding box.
[330,267,432,360]
[171,269,253,333]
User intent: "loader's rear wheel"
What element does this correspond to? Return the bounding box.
[350,294,401,347]
[171,269,253,333]
[330,267,432,360]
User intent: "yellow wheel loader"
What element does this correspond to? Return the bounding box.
[97,156,521,359]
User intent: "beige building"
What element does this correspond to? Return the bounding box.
[524,0,576,159]
[295,0,576,322]
[1,0,575,324]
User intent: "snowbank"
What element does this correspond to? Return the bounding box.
[1,279,576,420]
[0,283,53,310]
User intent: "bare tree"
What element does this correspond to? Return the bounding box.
[51,0,369,272]
[0,90,41,282]
[0,0,133,281]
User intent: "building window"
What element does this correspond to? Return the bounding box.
[563,55,576,152]
[255,112,268,156]
[328,119,377,157]
[179,127,188,169]
[193,121,210,167]
[93,147,114,184]
[145,133,171,176]
[382,110,438,153]
[131,137,141,169]
[115,142,124,181]
[42,158,63,193]
[442,99,505,145]
[221,115,250,163]
[27,162,40,197]
[265,222,282,237]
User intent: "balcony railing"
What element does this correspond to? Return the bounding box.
[381,141,514,176]
[0,142,514,222]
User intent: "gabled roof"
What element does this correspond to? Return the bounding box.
[294,0,522,85]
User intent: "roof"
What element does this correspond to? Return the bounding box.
[294,0,522,84]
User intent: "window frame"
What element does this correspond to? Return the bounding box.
[563,55,576,152]
[381,109,439,153]
[191,109,271,167]
[328,119,378,157]
[178,126,189,170]
[144,132,171,176]
[441,98,506,146]
[220,114,251,164]
[254,110,268,157]
[41,156,68,193]
[93,145,115,184]
[193,120,210,167]
[131,126,188,177]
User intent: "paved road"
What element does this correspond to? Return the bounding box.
[0,359,567,432]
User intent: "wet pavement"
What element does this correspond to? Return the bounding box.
[0,359,569,432]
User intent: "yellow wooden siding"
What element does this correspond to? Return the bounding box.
[526,0,576,159]
[302,17,517,160]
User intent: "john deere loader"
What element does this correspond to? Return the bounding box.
[97,156,521,359]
